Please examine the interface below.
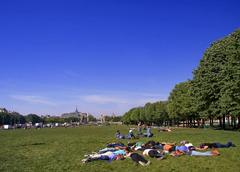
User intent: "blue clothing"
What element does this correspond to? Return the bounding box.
[116,133,125,139]
[100,153,116,161]
[190,151,213,156]
[113,150,126,156]
[107,143,125,147]
[176,146,188,152]
[143,127,153,137]
[99,148,116,154]
[126,133,134,139]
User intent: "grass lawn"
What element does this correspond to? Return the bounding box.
[0,125,239,172]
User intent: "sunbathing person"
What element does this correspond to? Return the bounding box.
[162,142,176,153]
[188,149,220,156]
[130,141,145,151]
[144,140,163,150]
[143,149,165,160]
[106,142,125,148]
[197,141,236,150]
[158,128,172,132]
[170,145,189,157]
[82,151,125,163]
[98,145,127,154]
[127,142,137,147]
[83,148,127,162]
[125,148,151,166]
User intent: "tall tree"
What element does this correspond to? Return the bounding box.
[192,29,240,129]
[167,81,196,126]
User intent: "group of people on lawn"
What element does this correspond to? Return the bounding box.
[115,123,154,139]
[82,127,236,166]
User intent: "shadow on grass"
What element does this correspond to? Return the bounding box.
[18,142,46,147]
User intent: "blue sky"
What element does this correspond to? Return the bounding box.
[0,0,239,116]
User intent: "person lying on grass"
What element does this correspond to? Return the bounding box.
[169,147,220,157]
[98,145,127,154]
[188,149,220,156]
[106,142,125,148]
[144,140,164,150]
[197,141,236,150]
[169,143,189,157]
[168,141,220,157]
[129,140,172,151]
[82,151,125,163]
[128,141,145,151]
[124,148,151,166]
[142,148,165,160]
[83,148,127,163]
[162,142,177,153]
[158,127,172,132]
[98,143,127,154]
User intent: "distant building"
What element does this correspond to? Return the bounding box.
[61,107,88,123]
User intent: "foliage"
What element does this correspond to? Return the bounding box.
[25,114,43,124]
[122,101,168,125]
[0,111,26,125]
[192,29,240,128]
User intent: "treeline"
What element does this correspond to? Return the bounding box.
[122,101,168,126]
[123,29,240,129]
[105,116,122,122]
[0,111,98,125]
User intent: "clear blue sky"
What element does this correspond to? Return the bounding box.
[0,0,239,116]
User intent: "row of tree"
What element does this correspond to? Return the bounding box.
[0,112,42,125]
[0,111,98,125]
[123,29,240,129]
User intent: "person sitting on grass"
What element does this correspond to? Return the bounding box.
[115,130,125,139]
[125,148,151,166]
[137,122,143,136]
[143,148,165,160]
[197,141,236,150]
[143,126,153,138]
[126,129,136,139]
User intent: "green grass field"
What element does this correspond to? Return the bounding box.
[0,126,240,172]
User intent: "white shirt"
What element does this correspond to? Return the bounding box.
[143,149,153,156]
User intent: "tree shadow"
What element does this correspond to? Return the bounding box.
[18,142,46,147]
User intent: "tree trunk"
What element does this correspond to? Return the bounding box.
[222,115,226,130]
[237,116,240,129]
[233,116,236,129]
[219,118,222,128]
[197,119,200,128]
[202,119,205,128]
[227,115,230,127]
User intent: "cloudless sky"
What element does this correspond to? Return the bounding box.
[0,0,239,116]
